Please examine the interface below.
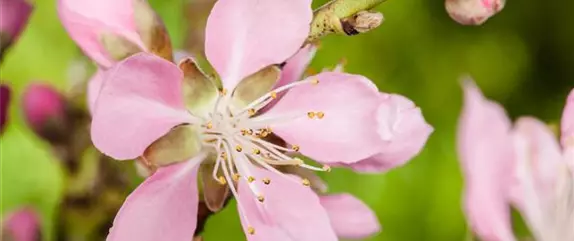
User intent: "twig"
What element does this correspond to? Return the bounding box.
[307,0,387,42]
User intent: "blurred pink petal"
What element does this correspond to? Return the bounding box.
[345,94,433,173]
[87,68,105,114]
[0,0,32,41]
[445,0,505,26]
[107,157,204,241]
[204,0,312,89]
[58,0,145,68]
[457,80,516,241]
[22,83,65,132]
[3,208,40,241]
[320,194,381,239]
[0,84,11,133]
[510,117,565,236]
[562,89,574,165]
[91,53,190,160]
[264,72,382,164]
[236,166,337,241]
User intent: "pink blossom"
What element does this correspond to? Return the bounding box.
[2,208,40,241]
[22,83,65,133]
[458,80,574,241]
[0,0,32,43]
[445,0,505,25]
[90,0,432,240]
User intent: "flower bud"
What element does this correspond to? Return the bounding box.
[1,208,40,241]
[445,0,505,25]
[0,0,32,54]
[22,83,66,142]
[0,84,11,134]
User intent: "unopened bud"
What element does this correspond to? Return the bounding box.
[446,0,505,26]
[1,208,40,241]
[0,84,11,134]
[0,0,33,55]
[22,83,67,142]
[353,11,384,33]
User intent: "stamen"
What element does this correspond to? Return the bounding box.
[262,178,271,185]
[292,145,300,152]
[323,165,332,172]
[247,227,255,235]
[252,148,261,155]
[206,122,213,129]
[311,79,320,85]
[218,176,227,185]
[220,88,228,96]
[233,173,241,182]
[247,176,256,183]
[317,112,325,119]
[302,178,311,186]
[248,108,257,116]
[236,145,243,152]
[307,112,315,119]
[257,195,265,202]
[270,91,277,99]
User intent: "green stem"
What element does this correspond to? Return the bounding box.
[308,0,387,42]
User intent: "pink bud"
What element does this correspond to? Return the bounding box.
[445,0,505,25]
[57,0,146,68]
[22,83,65,135]
[0,84,10,133]
[2,208,40,241]
[0,0,32,43]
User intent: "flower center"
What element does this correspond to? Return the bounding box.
[195,78,329,235]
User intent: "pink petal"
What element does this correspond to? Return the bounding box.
[3,208,40,241]
[107,157,203,241]
[320,194,381,239]
[457,80,516,241]
[204,0,312,89]
[562,89,574,148]
[0,0,32,40]
[275,45,317,89]
[236,166,337,241]
[345,94,433,173]
[510,117,564,211]
[58,0,144,68]
[87,68,105,115]
[91,53,189,160]
[264,72,382,164]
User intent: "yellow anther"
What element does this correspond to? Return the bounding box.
[257,195,265,202]
[270,91,277,99]
[218,176,227,185]
[266,127,272,133]
[323,165,332,172]
[262,178,271,185]
[220,88,228,96]
[206,122,213,129]
[253,148,261,155]
[317,112,325,119]
[247,227,255,235]
[236,145,243,152]
[247,129,254,135]
[233,173,241,182]
[292,145,300,152]
[220,152,227,158]
[311,79,320,85]
[247,176,256,183]
[260,130,269,138]
[302,178,311,186]
[307,112,315,119]
[248,108,257,116]
[240,129,248,136]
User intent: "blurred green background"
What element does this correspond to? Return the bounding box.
[1,0,573,240]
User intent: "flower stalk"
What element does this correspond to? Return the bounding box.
[307,0,387,42]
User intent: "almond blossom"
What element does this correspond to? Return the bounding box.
[87,0,432,240]
[445,0,505,25]
[0,0,32,56]
[458,80,574,241]
[1,208,40,241]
